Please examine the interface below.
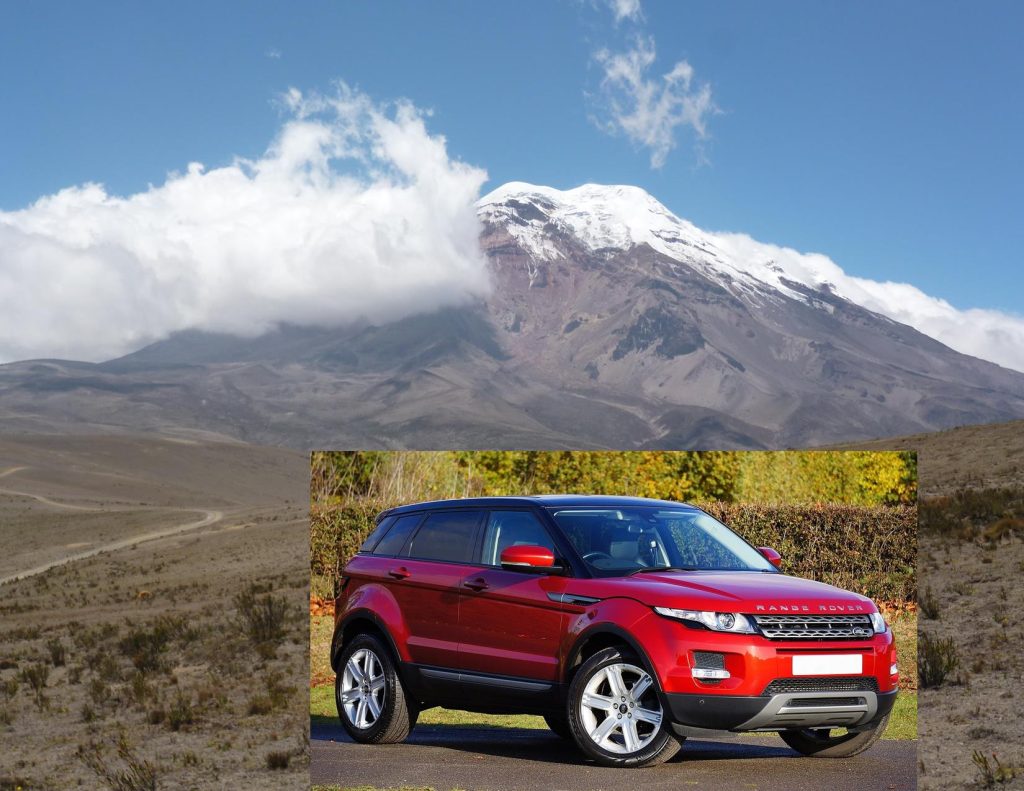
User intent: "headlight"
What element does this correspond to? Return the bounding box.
[870,612,887,634]
[654,607,756,634]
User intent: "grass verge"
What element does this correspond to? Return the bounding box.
[311,683,916,739]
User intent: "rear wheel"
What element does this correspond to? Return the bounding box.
[779,713,890,758]
[567,646,681,767]
[336,633,418,744]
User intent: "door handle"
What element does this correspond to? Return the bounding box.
[463,577,489,592]
[387,567,411,580]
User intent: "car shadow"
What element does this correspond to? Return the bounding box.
[311,716,796,766]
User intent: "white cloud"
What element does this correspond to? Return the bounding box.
[606,0,642,23]
[841,277,1024,374]
[715,232,1024,373]
[593,37,715,168]
[0,83,491,363]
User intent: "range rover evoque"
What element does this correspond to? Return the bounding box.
[330,496,898,767]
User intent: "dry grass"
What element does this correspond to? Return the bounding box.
[0,436,311,789]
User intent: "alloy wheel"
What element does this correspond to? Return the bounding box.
[578,661,664,754]
[339,647,386,729]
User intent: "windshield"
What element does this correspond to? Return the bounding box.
[549,507,776,577]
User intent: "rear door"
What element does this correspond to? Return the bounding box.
[388,509,484,669]
[456,509,568,681]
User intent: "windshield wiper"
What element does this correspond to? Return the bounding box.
[628,565,697,575]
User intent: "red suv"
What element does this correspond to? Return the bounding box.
[331,496,898,767]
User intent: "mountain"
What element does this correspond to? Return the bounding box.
[1,182,1023,449]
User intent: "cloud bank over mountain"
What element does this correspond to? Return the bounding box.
[712,231,1024,373]
[0,83,490,363]
[0,80,1021,376]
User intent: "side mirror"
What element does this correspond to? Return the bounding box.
[758,547,782,568]
[500,545,560,573]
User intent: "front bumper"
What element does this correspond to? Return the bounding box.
[666,688,897,732]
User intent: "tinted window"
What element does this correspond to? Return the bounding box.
[480,510,556,566]
[372,514,421,556]
[404,510,482,563]
[360,515,396,553]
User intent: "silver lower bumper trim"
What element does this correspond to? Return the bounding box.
[736,691,878,730]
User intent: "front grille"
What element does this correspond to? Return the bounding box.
[762,677,879,696]
[751,614,874,640]
[785,696,865,708]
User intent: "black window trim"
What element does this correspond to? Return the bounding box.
[363,505,583,575]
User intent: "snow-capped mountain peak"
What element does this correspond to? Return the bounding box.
[478,181,844,309]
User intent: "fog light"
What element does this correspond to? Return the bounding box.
[692,668,731,680]
[890,662,899,675]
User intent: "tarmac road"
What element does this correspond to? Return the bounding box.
[311,719,917,791]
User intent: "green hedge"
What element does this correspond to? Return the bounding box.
[698,502,916,603]
[312,500,916,603]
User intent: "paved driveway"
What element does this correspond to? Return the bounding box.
[311,719,917,790]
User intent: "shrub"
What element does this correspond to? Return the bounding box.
[0,678,17,725]
[167,691,195,732]
[698,502,917,602]
[919,632,960,688]
[247,695,273,716]
[129,672,151,707]
[973,750,1018,787]
[19,663,49,710]
[266,750,291,770]
[234,584,289,647]
[985,517,1024,542]
[77,735,157,791]
[88,678,112,708]
[919,587,940,620]
[46,638,66,667]
[0,678,17,700]
[921,488,1023,535]
[119,624,172,673]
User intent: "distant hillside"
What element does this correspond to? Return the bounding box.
[844,419,1024,495]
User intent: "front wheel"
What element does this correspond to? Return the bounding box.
[335,633,418,744]
[567,647,681,767]
[544,712,571,739]
[779,712,890,758]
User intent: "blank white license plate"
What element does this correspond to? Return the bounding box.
[792,654,862,676]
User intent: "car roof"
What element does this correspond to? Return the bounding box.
[382,494,699,518]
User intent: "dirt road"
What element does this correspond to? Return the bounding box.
[0,507,224,585]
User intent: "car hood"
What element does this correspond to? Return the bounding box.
[573,570,876,613]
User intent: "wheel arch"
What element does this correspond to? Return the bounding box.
[331,609,404,671]
[564,624,659,686]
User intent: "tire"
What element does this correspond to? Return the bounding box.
[544,712,572,739]
[335,633,418,744]
[779,712,890,758]
[567,646,681,768]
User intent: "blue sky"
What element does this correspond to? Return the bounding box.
[1,0,1023,363]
